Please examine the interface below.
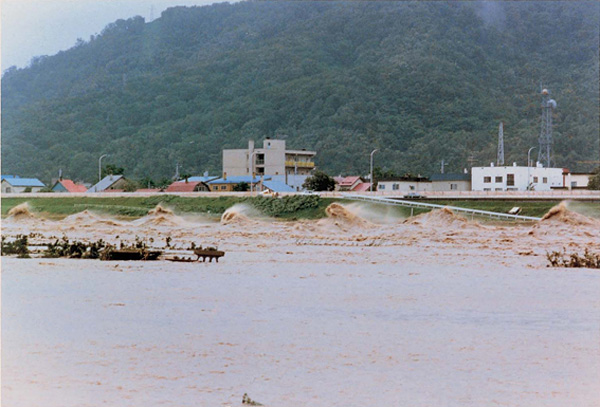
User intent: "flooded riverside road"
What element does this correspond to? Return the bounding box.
[2,202,600,406]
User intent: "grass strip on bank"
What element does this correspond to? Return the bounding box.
[420,200,562,218]
[3,196,598,222]
[1,195,340,220]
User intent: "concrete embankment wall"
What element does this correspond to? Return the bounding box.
[2,190,599,200]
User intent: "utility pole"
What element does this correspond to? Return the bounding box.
[497,122,504,166]
[370,149,379,192]
[527,146,537,192]
[98,154,108,184]
[174,163,180,181]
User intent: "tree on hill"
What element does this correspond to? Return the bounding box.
[101,164,125,178]
[303,171,336,191]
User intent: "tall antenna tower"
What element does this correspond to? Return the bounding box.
[537,88,557,167]
[497,122,504,166]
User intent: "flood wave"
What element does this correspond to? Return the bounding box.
[6,203,38,221]
[403,207,478,229]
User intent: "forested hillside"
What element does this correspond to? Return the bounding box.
[2,1,598,183]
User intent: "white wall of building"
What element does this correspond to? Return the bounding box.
[1,180,44,193]
[472,164,563,191]
[222,149,248,177]
[377,180,432,192]
[565,173,591,189]
[431,180,471,192]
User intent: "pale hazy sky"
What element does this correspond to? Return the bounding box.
[1,0,234,70]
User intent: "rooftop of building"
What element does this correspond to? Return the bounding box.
[208,175,272,184]
[2,176,45,187]
[430,173,471,182]
[352,182,372,192]
[54,179,88,192]
[337,176,362,186]
[87,174,124,192]
[262,180,295,193]
[166,180,205,192]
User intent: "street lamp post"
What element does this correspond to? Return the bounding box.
[249,151,257,195]
[527,147,537,192]
[370,149,379,192]
[98,154,109,185]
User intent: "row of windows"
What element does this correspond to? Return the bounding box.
[483,175,547,184]
[380,184,458,190]
[379,184,402,190]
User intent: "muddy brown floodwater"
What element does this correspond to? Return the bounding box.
[2,201,600,406]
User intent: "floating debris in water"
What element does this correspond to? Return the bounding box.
[242,393,263,406]
[546,247,600,268]
[1,235,30,258]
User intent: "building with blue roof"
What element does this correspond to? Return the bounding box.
[87,175,128,192]
[262,180,295,193]
[208,175,271,192]
[1,176,46,193]
[186,175,219,183]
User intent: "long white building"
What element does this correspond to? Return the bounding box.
[471,162,564,191]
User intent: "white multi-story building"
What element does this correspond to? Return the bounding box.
[223,138,316,190]
[471,162,564,191]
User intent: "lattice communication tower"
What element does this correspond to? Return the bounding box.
[538,88,557,167]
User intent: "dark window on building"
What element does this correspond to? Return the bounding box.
[483,176,491,183]
[495,176,503,183]
[543,177,548,183]
[507,174,515,186]
[450,183,458,190]
[533,176,538,183]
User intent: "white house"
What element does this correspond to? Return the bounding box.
[377,176,432,193]
[471,163,564,191]
[1,176,45,193]
[430,173,471,191]
[563,172,593,189]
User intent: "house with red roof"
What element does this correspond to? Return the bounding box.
[352,182,372,192]
[51,179,87,193]
[336,176,363,191]
[166,180,210,192]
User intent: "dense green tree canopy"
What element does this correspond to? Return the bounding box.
[2,1,598,184]
[303,170,336,192]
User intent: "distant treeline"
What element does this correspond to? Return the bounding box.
[2,1,598,184]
